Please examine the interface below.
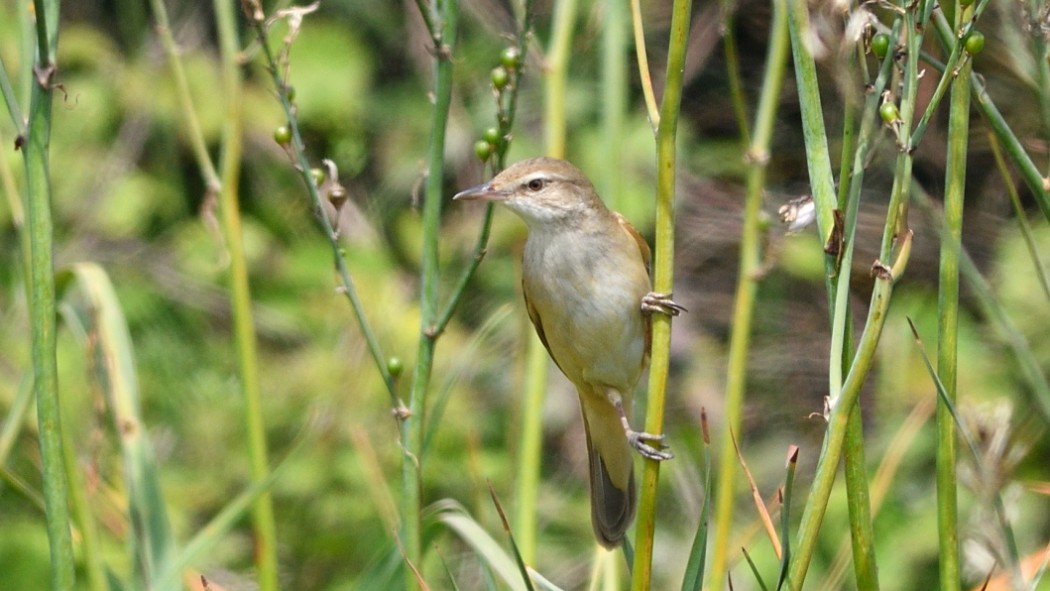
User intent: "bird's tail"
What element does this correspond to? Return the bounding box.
[581,397,636,547]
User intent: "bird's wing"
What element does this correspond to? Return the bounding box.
[612,211,655,361]
[613,212,652,276]
[522,278,565,374]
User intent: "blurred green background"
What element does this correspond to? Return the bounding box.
[1,0,1049,589]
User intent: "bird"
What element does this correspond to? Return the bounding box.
[454,156,684,547]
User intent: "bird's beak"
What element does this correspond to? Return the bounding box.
[453,182,508,202]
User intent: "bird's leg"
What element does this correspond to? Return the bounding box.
[641,292,687,317]
[614,400,673,461]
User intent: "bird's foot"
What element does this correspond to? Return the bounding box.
[626,430,674,461]
[641,292,687,317]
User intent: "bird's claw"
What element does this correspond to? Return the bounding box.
[641,292,687,317]
[627,430,674,461]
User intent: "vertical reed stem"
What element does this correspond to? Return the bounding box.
[631,0,692,585]
[23,0,74,588]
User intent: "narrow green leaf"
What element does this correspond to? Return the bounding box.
[58,263,176,591]
[741,547,770,591]
[681,410,713,591]
[777,447,798,591]
[487,483,536,591]
[429,500,530,591]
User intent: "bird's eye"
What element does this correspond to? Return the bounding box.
[526,178,545,192]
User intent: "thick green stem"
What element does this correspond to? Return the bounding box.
[213,1,279,588]
[707,3,788,587]
[630,0,692,586]
[838,44,880,591]
[843,403,879,591]
[935,3,972,588]
[401,0,458,582]
[23,0,74,588]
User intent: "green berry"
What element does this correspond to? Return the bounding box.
[879,101,900,124]
[491,65,509,89]
[474,140,492,162]
[387,356,404,378]
[964,31,985,55]
[500,46,521,70]
[871,33,890,59]
[273,125,292,145]
[310,167,325,186]
[482,127,500,145]
[285,85,296,102]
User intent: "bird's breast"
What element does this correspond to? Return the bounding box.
[522,227,650,390]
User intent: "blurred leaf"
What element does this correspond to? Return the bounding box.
[429,499,529,591]
[57,262,178,590]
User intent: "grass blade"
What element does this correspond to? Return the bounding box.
[777,446,798,591]
[742,547,770,591]
[487,482,536,591]
[429,499,529,591]
[681,410,713,591]
[58,263,176,590]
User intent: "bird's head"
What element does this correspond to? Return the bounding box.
[454,157,604,226]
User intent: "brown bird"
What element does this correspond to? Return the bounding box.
[455,157,683,547]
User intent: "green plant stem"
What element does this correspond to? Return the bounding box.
[544,0,577,159]
[707,3,788,587]
[927,11,1050,224]
[149,0,220,192]
[837,38,891,591]
[631,0,692,586]
[628,0,659,130]
[514,332,547,564]
[842,386,879,591]
[437,0,534,331]
[245,12,399,406]
[720,0,751,144]
[22,0,74,588]
[601,0,627,211]
[786,1,921,585]
[402,0,458,582]
[907,319,1023,586]
[787,274,903,591]
[988,134,1050,303]
[213,2,279,589]
[909,0,990,149]
[935,4,972,589]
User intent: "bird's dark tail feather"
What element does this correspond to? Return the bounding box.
[586,428,636,548]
